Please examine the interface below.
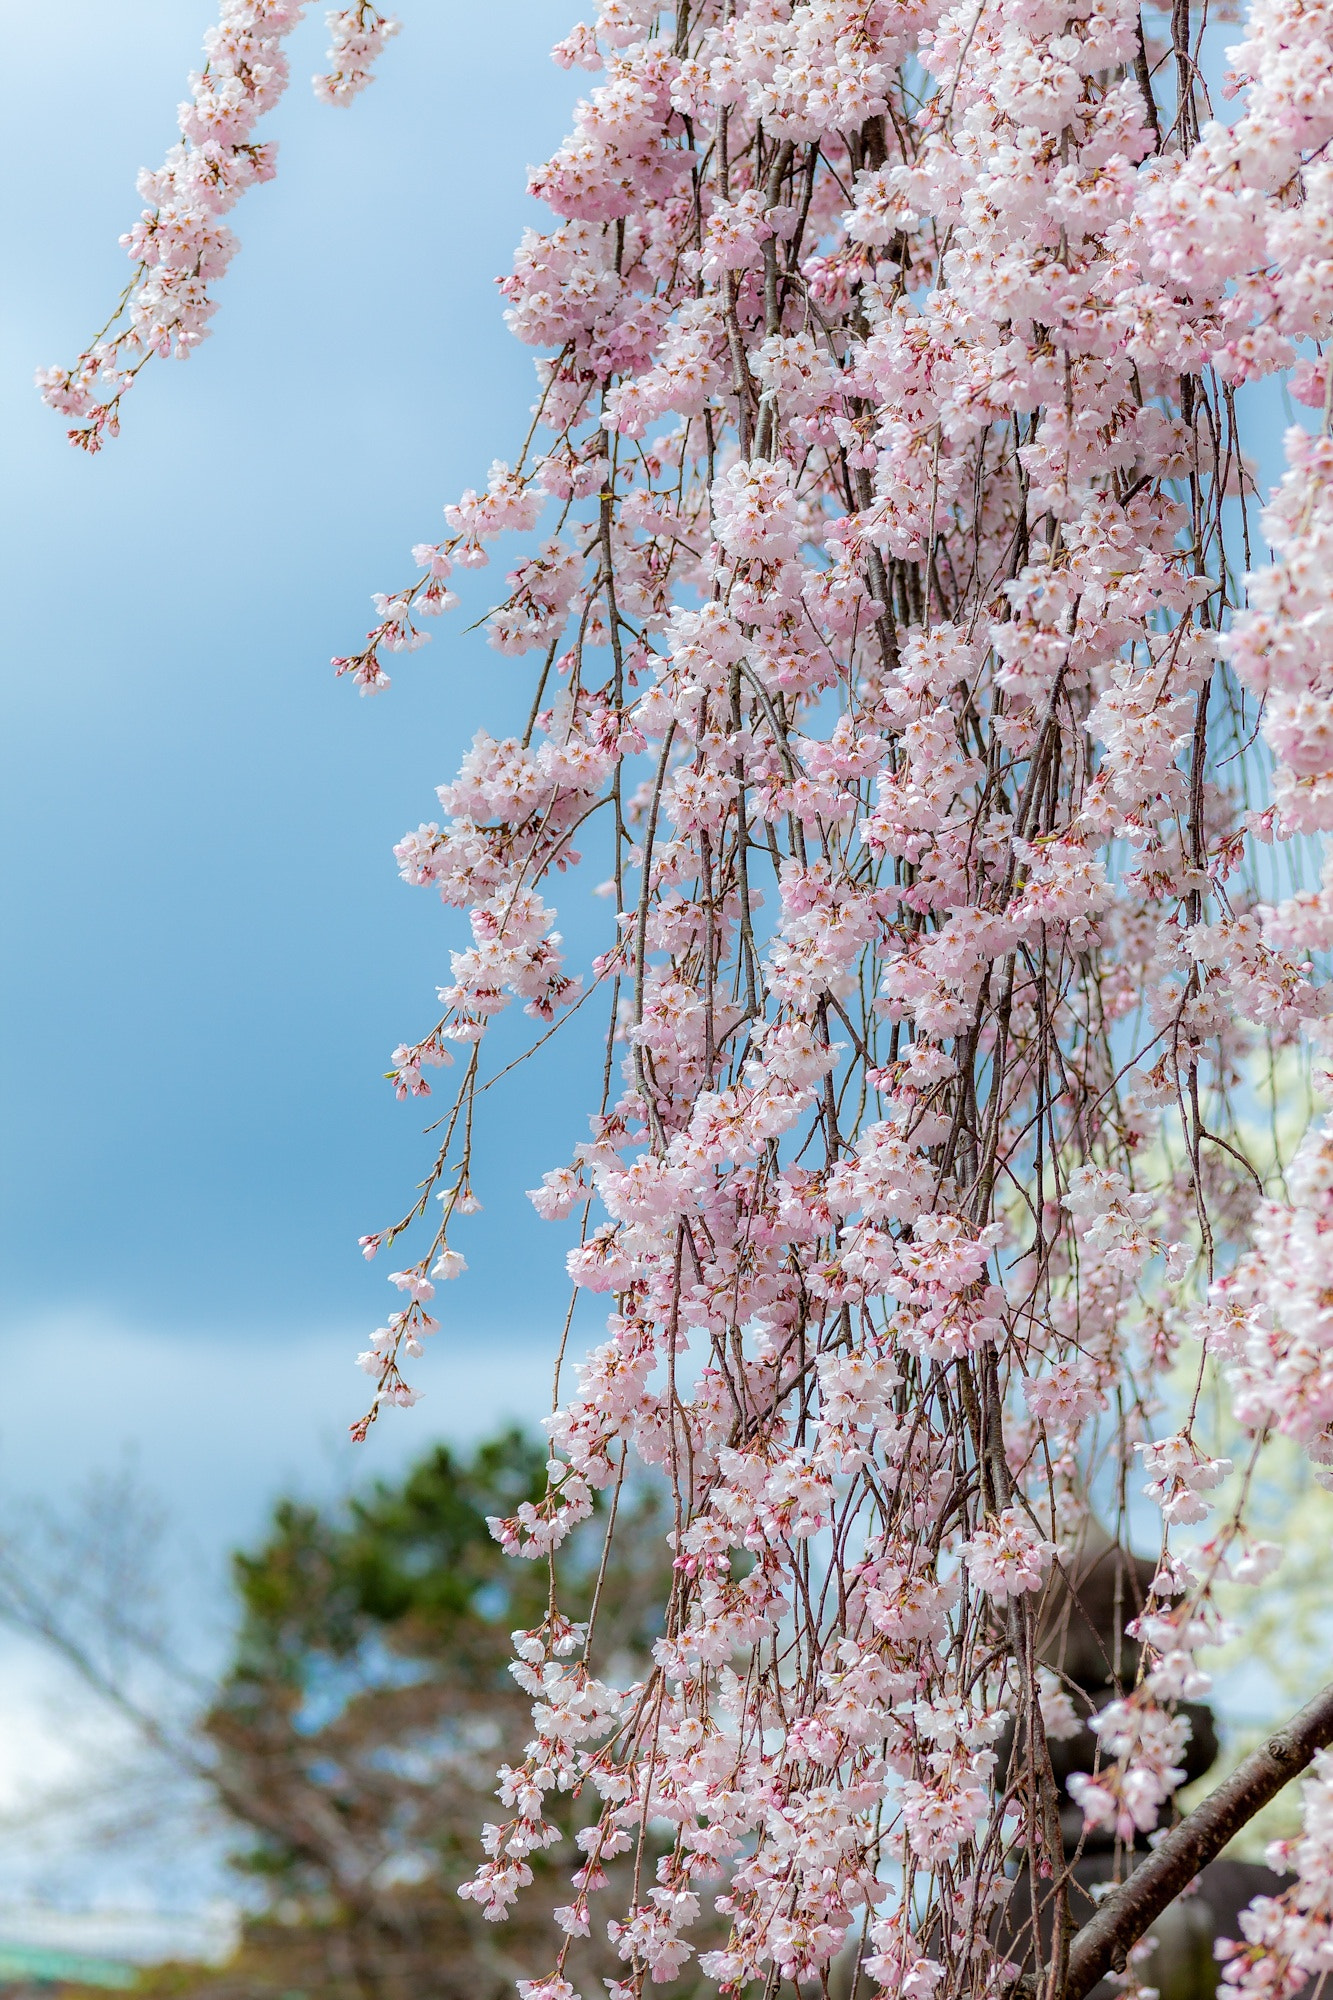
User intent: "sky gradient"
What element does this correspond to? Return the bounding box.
[0,0,616,1886]
[2,0,599,1461]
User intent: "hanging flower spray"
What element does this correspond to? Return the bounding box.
[44,0,1333,1994]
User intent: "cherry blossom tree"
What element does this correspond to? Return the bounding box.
[42,2,1333,1999]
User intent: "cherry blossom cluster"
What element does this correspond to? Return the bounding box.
[1209,1119,1333,1477]
[50,0,1333,1991]
[1216,1751,1333,2000]
[37,2,397,451]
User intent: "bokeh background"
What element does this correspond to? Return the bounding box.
[0,0,609,1905]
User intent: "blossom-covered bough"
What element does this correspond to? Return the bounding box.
[44,0,1333,1997]
[36,2,397,449]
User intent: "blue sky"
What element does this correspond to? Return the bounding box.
[0,0,613,1589]
[2,2,641,1898]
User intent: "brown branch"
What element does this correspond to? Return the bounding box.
[1062,1680,1333,2000]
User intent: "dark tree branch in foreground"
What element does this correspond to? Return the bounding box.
[1062,1681,1333,2000]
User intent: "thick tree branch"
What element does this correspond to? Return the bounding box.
[1062,1680,1333,2000]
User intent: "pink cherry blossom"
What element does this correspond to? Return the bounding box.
[49,0,1333,1987]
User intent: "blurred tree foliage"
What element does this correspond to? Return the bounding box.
[134,1430,684,2000]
